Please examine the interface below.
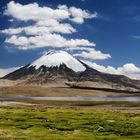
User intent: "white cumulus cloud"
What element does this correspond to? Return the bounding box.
[117,63,140,74]
[1,1,97,50]
[4,1,97,23]
[4,1,70,21]
[6,34,95,50]
[1,24,76,35]
[73,47,111,60]
[84,61,140,79]
[69,6,97,24]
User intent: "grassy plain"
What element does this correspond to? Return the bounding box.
[0,107,139,140]
[0,85,140,139]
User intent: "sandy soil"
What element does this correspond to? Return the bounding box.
[0,79,22,87]
[0,85,139,97]
[0,101,34,107]
[0,100,140,111]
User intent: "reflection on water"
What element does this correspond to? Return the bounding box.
[0,96,140,102]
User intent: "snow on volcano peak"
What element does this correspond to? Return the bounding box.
[30,51,86,72]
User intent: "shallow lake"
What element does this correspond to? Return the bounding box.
[0,96,140,102]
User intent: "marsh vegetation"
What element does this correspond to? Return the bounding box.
[0,107,139,140]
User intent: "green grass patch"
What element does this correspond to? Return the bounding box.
[0,107,139,139]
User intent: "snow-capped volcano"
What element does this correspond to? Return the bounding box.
[3,51,140,91]
[3,51,88,84]
[29,51,86,72]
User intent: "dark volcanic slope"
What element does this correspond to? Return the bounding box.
[4,64,78,81]
[78,66,140,90]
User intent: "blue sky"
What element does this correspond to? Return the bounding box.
[0,0,140,79]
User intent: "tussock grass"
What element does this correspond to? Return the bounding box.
[0,107,139,139]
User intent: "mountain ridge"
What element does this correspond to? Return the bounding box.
[3,51,140,92]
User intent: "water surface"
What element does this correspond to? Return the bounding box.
[0,96,140,102]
